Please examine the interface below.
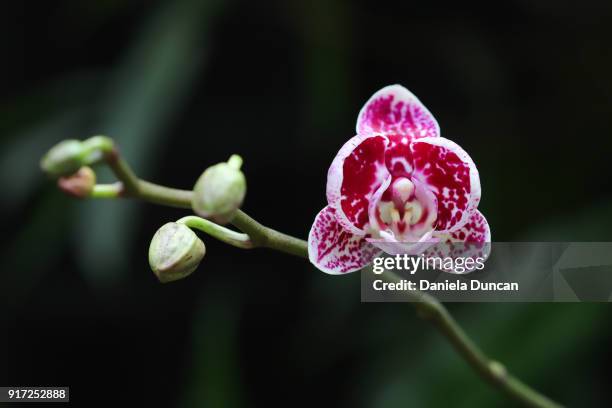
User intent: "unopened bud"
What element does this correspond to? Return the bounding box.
[192,155,246,224]
[40,139,85,177]
[148,222,206,283]
[57,166,96,198]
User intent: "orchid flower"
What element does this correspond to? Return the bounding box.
[308,85,491,274]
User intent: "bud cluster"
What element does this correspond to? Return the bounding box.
[41,138,251,283]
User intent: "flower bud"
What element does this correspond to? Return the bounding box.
[192,155,246,224]
[57,166,96,198]
[40,139,85,177]
[148,222,206,283]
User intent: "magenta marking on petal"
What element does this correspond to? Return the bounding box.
[326,135,368,208]
[356,85,440,140]
[425,210,491,274]
[411,137,481,232]
[308,206,382,274]
[384,134,413,177]
[327,135,390,233]
[448,210,491,244]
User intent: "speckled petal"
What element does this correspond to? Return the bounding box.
[308,206,382,274]
[411,137,481,232]
[384,134,414,178]
[425,210,491,274]
[326,135,390,234]
[356,85,440,139]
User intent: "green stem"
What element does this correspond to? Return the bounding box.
[384,273,561,408]
[81,136,196,207]
[52,136,562,408]
[231,210,308,258]
[177,215,253,249]
[136,180,194,208]
[91,183,122,198]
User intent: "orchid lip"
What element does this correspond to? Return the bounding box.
[367,176,437,243]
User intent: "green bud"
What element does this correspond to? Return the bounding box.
[57,166,96,198]
[40,139,85,177]
[192,155,247,224]
[149,222,206,283]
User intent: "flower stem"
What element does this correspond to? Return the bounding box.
[79,135,308,257]
[230,210,309,258]
[384,274,561,408]
[136,180,194,208]
[90,183,122,198]
[177,215,253,249]
[60,136,562,408]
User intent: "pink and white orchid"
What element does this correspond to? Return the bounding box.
[308,85,491,274]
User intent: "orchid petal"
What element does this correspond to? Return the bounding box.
[384,134,414,178]
[326,135,390,234]
[425,210,491,274]
[356,85,440,139]
[411,137,481,232]
[308,206,382,274]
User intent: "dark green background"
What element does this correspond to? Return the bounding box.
[1,1,611,406]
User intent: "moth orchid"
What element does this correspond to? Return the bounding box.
[308,85,491,274]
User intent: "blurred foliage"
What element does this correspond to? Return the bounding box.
[75,0,225,287]
[1,1,612,407]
